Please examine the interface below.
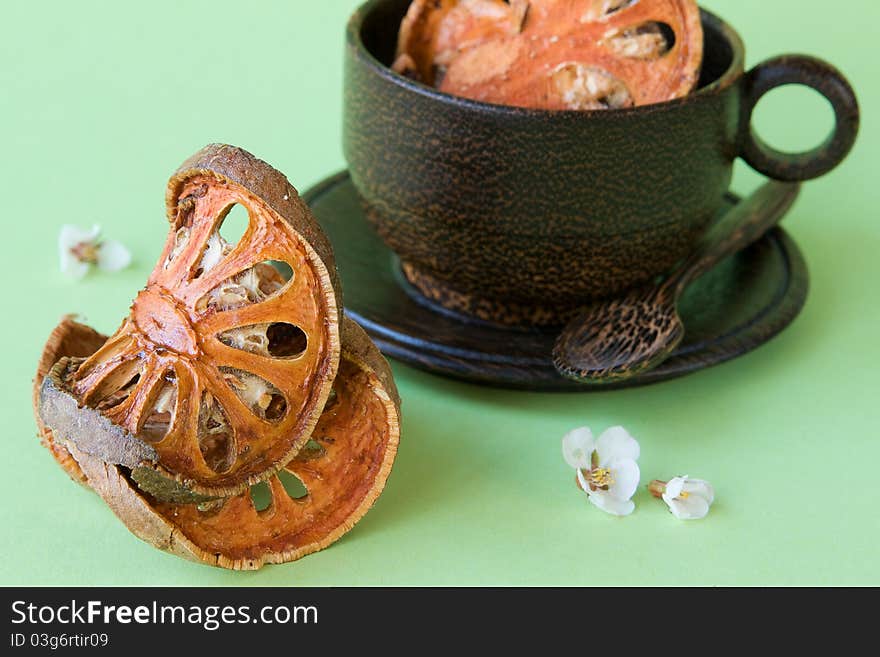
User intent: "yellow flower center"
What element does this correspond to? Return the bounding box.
[577,452,616,492]
[71,241,101,265]
[590,467,614,490]
[679,491,690,499]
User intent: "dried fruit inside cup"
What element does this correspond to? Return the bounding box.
[550,62,634,110]
[66,319,401,570]
[38,145,341,501]
[394,0,703,110]
[394,0,531,85]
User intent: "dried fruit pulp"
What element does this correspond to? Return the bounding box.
[64,319,400,570]
[33,145,402,569]
[395,0,531,85]
[153,356,396,566]
[45,145,340,500]
[396,0,704,110]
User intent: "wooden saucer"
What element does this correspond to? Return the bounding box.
[304,171,809,391]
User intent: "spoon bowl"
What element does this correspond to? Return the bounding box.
[554,180,802,384]
[554,293,685,382]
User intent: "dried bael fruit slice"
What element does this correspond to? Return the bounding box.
[437,0,703,109]
[66,319,401,570]
[33,316,107,486]
[39,144,341,502]
[394,0,530,85]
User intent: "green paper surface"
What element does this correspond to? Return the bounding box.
[1,0,877,586]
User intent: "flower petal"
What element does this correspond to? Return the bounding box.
[576,468,590,493]
[682,478,715,505]
[589,491,635,517]
[667,494,710,520]
[664,476,686,500]
[596,426,640,466]
[61,258,90,279]
[607,458,640,501]
[97,240,132,272]
[562,427,595,470]
[59,225,100,277]
[59,224,100,250]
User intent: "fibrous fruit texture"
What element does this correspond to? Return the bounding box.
[40,145,342,502]
[35,145,401,569]
[394,0,703,110]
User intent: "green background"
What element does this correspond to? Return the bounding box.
[1,0,877,586]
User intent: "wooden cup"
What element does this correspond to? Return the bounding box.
[344,0,859,326]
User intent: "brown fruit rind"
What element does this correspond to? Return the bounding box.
[39,145,342,502]
[32,316,107,486]
[66,318,401,570]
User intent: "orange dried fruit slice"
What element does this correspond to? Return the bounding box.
[39,144,341,502]
[436,0,703,109]
[33,316,107,486]
[394,0,530,85]
[66,319,401,570]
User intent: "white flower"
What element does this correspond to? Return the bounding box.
[562,426,640,517]
[59,224,132,279]
[656,476,715,520]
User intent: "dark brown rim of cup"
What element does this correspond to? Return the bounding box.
[346,1,745,116]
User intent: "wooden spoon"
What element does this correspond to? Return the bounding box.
[553,181,802,384]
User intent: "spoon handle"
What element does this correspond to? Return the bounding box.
[667,181,801,295]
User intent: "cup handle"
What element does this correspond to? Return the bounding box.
[739,55,860,182]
